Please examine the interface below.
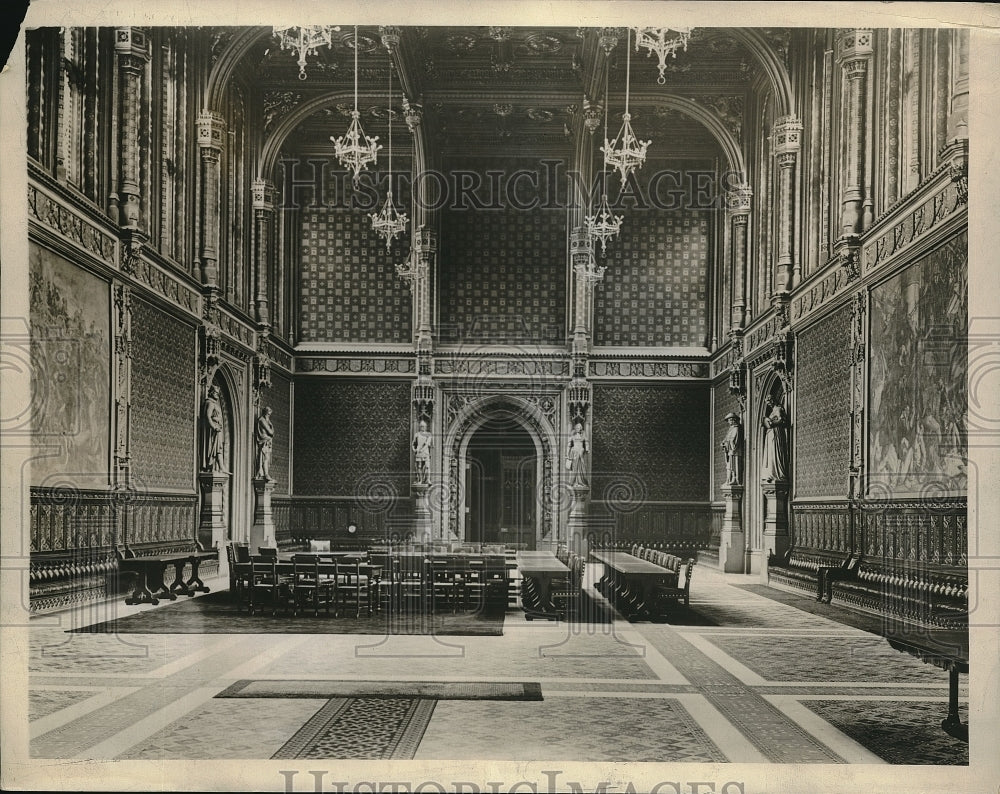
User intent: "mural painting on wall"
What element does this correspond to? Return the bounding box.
[29,245,110,488]
[868,232,967,498]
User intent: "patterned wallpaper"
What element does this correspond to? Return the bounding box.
[713,379,741,501]
[439,207,566,344]
[298,206,412,344]
[594,197,712,348]
[130,296,197,491]
[591,384,711,503]
[268,370,291,495]
[794,304,853,498]
[293,379,411,499]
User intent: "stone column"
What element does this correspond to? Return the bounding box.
[726,184,752,331]
[719,484,745,573]
[252,178,275,326]
[112,28,150,272]
[771,115,802,294]
[837,29,874,238]
[250,477,276,552]
[196,110,226,286]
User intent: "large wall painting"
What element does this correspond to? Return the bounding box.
[29,243,110,489]
[868,231,967,498]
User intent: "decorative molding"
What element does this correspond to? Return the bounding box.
[862,162,966,273]
[130,255,200,314]
[588,360,709,379]
[296,356,416,375]
[436,356,570,377]
[791,263,848,322]
[27,181,117,266]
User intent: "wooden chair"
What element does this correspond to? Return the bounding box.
[655,559,695,609]
[247,558,291,616]
[290,554,335,617]
[430,557,463,613]
[369,552,398,612]
[461,557,487,611]
[258,546,278,559]
[334,560,374,617]
[398,555,431,613]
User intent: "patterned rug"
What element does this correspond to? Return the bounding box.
[272,697,436,759]
[803,699,969,765]
[218,680,543,700]
[71,591,505,635]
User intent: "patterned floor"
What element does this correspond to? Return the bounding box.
[24,565,971,769]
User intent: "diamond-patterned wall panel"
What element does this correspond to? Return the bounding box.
[293,379,411,498]
[592,384,711,502]
[713,379,741,501]
[130,296,197,491]
[439,206,566,344]
[795,304,852,498]
[594,195,712,348]
[269,369,291,495]
[298,207,412,344]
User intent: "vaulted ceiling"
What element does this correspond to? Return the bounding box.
[218,25,792,171]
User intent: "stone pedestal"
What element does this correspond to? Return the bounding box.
[250,477,276,553]
[719,484,746,573]
[413,482,432,543]
[566,483,590,545]
[198,471,228,551]
[761,480,790,563]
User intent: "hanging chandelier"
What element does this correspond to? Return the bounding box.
[272,25,340,80]
[602,27,650,182]
[370,59,408,251]
[332,26,381,185]
[586,60,622,255]
[633,27,692,85]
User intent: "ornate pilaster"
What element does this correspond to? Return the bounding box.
[112,28,150,272]
[837,29,874,237]
[848,290,867,500]
[726,183,752,330]
[252,178,275,326]
[771,115,802,293]
[196,110,227,286]
[112,283,133,496]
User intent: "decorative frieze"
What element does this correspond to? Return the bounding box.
[436,356,570,378]
[296,357,416,375]
[588,360,709,379]
[862,176,964,272]
[790,265,848,321]
[27,182,117,265]
[130,256,200,313]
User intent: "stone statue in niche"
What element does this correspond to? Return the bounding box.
[760,396,790,484]
[201,384,226,473]
[413,419,432,484]
[566,422,589,487]
[255,406,275,481]
[721,412,744,486]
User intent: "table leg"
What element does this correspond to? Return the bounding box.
[184,556,211,594]
[149,563,177,601]
[124,566,158,606]
[941,663,968,742]
[168,560,195,597]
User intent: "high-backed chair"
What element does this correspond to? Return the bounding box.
[290,554,335,617]
[247,557,291,616]
[335,559,374,618]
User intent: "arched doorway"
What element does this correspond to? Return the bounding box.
[443,395,558,548]
[466,420,537,548]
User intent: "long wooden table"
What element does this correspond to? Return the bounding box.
[516,551,570,620]
[589,550,678,622]
[119,551,216,605]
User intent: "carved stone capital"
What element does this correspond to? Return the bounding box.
[570,227,593,266]
[837,28,874,64]
[772,115,803,156]
[726,183,753,214]
[835,237,862,282]
[582,98,602,135]
[114,27,150,63]
[413,224,437,258]
[197,110,227,151]
[252,178,275,211]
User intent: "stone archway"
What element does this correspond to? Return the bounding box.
[442,394,558,548]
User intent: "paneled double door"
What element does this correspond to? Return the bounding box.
[466,452,536,549]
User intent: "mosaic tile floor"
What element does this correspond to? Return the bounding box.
[24,566,969,766]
